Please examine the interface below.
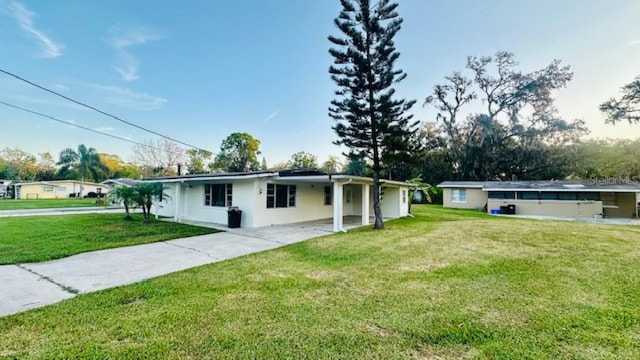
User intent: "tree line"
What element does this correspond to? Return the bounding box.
[324,0,640,228]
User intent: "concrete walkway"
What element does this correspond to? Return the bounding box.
[0,205,125,218]
[0,218,358,318]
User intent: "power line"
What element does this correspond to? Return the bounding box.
[0,100,157,150]
[0,68,211,152]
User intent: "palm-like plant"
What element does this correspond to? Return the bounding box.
[407,176,432,214]
[134,182,168,222]
[109,186,137,220]
[57,144,107,198]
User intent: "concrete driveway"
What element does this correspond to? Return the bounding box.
[0,218,365,317]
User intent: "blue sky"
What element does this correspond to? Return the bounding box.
[1,0,639,166]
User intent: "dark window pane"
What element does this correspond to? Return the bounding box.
[558,192,577,200]
[578,192,599,201]
[488,191,515,199]
[212,184,225,206]
[518,192,539,200]
[540,192,558,200]
[324,186,332,205]
[276,184,288,208]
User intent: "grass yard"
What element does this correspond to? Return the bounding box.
[0,213,218,264]
[1,205,639,359]
[0,198,106,210]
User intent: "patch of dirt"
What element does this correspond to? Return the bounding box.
[366,323,398,337]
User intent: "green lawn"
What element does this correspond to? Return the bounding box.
[0,198,107,210]
[1,205,639,359]
[0,213,218,264]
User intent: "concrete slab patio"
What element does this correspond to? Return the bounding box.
[0,217,368,317]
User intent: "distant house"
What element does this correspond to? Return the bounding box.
[15,180,106,199]
[148,169,411,231]
[101,178,142,188]
[0,180,10,198]
[438,181,640,219]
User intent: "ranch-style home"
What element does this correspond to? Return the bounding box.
[14,180,106,199]
[438,180,640,219]
[149,169,411,231]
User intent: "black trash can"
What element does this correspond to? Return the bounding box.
[500,204,516,215]
[227,207,242,228]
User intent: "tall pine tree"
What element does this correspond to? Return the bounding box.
[328,0,417,229]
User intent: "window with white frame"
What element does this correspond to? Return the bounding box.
[451,189,467,202]
[42,185,54,192]
[402,190,407,204]
[204,184,232,207]
[267,184,296,208]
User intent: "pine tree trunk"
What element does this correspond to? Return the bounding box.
[372,172,385,229]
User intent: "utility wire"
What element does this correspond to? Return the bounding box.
[0,68,210,152]
[0,100,158,150]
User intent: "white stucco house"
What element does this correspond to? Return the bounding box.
[149,169,411,232]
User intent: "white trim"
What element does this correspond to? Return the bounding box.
[483,187,640,193]
[439,185,485,189]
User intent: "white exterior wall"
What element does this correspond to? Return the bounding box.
[442,188,487,209]
[343,184,363,216]
[488,199,603,218]
[156,184,176,217]
[380,186,410,218]
[252,181,333,227]
[157,180,257,227]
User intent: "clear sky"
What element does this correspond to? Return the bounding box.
[1,0,639,166]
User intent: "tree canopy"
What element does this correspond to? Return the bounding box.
[328,0,418,229]
[132,139,187,177]
[288,151,318,169]
[186,149,214,174]
[213,133,261,172]
[424,51,587,181]
[600,76,640,124]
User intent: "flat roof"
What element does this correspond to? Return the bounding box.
[146,169,412,187]
[437,181,491,189]
[439,180,640,192]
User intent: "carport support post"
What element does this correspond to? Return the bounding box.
[361,184,369,226]
[174,183,181,223]
[333,181,343,232]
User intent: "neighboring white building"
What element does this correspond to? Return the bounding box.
[0,180,10,198]
[149,169,411,232]
[101,178,142,189]
[14,180,107,199]
[439,180,640,219]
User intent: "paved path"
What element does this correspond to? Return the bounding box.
[0,206,126,218]
[0,219,343,318]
